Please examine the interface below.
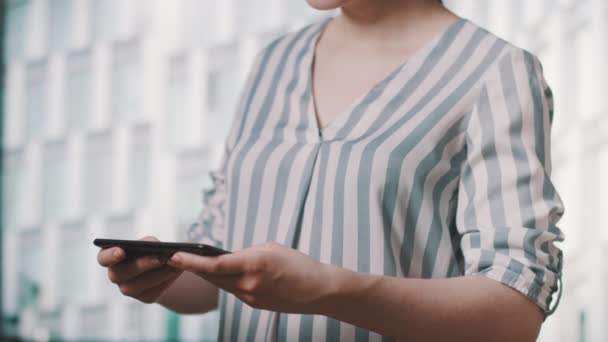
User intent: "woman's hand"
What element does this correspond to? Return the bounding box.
[166,241,335,313]
[97,236,184,304]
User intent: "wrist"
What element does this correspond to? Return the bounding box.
[313,263,343,316]
[314,263,377,317]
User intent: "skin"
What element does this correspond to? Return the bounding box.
[97,236,218,313]
[308,0,460,130]
[97,1,544,340]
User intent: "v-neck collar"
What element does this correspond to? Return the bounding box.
[305,15,468,141]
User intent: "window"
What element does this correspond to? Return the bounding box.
[578,309,587,342]
[200,311,220,340]
[39,309,62,340]
[85,131,112,214]
[111,41,140,122]
[48,0,72,51]
[206,65,238,115]
[234,0,275,34]
[176,148,210,240]
[508,1,523,34]
[522,0,551,28]
[3,149,25,228]
[178,312,220,341]
[124,302,146,340]
[104,212,134,240]
[90,0,115,41]
[206,46,240,139]
[25,60,48,141]
[469,4,486,28]
[42,139,67,222]
[18,228,44,308]
[80,305,107,340]
[58,221,87,304]
[4,0,30,63]
[281,1,318,25]
[573,22,597,118]
[181,0,218,46]
[65,50,92,132]
[130,124,151,207]
[166,55,189,148]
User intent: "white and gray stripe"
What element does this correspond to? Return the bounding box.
[188,15,565,341]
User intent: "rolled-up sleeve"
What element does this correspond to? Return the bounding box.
[187,156,229,249]
[456,47,565,320]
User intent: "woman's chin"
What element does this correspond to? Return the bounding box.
[305,0,351,10]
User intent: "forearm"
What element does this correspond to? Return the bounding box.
[156,271,219,314]
[316,265,543,342]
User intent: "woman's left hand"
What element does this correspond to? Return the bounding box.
[166,241,335,313]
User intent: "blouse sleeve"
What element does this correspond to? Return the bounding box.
[186,47,266,249]
[455,47,565,320]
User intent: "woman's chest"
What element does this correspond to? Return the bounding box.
[226,103,470,210]
[311,46,411,132]
[222,115,468,254]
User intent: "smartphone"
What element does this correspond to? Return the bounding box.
[93,238,231,259]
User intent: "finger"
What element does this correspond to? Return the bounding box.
[136,274,181,304]
[192,272,242,291]
[140,235,160,242]
[97,234,157,267]
[167,252,246,275]
[195,273,252,302]
[195,274,256,304]
[98,247,126,267]
[118,265,182,298]
[122,265,182,294]
[108,255,163,284]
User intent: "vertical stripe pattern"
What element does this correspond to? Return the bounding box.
[188,15,566,341]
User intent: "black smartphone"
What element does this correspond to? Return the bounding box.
[93,238,231,259]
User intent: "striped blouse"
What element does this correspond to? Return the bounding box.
[188,15,565,342]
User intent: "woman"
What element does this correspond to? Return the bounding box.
[97,0,565,341]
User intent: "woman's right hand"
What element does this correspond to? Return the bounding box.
[97,236,184,304]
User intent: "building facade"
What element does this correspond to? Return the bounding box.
[2,0,324,340]
[2,0,607,341]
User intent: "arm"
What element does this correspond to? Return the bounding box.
[156,271,219,314]
[168,240,545,341]
[318,266,542,341]
[167,47,564,340]
[321,48,563,340]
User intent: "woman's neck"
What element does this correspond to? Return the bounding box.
[329,0,457,49]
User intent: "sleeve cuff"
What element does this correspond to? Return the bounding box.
[470,263,562,321]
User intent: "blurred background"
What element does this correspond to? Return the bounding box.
[1,0,605,341]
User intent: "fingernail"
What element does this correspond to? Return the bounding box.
[113,248,123,258]
[170,253,181,264]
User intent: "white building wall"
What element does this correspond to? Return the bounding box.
[2,0,324,340]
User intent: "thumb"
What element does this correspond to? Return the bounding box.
[140,235,160,242]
